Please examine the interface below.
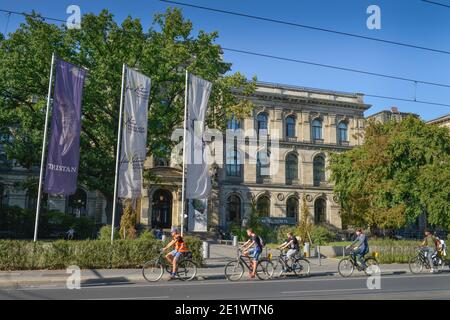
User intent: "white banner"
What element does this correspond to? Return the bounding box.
[118,67,150,198]
[188,199,208,232]
[186,74,212,199]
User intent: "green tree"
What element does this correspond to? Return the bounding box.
[0,8,256,221]
[119,200,137,239]
[329,116,450,230]
[297,194,312,244]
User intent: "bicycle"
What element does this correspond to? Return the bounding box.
[142,251,197,282]
[272,248,311,278]
[409,247,446,274]
[224,248,274,281]
[338,248,379,277]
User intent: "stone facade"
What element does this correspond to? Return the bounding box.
[0,82,371,231]
[141,82,371,230]
[367,107,419,123]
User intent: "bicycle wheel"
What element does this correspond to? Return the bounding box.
[435,257,446,272]
[142,259,164,282]
[224,260,244,281]
[272,259,287,278]
[292,258,311,277]
[338,258,355,277]
[256,259,274,280]
[177,259,197,281]
[409,255,424,274]
[363,257,379,276]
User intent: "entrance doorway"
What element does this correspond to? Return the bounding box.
[151,189,172,229]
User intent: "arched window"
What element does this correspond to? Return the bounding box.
[257,150,270,178]
[285,116,296,138]
[226,194,241,222]
[312,119,322,141]
[256,196,270,217]
[313,155,326,186]
[314,198,327,224]
[257,113,268,134]
[286,197,298,220]
[226,149,241,177]
[227,117,241,130]
[285,153,298,185]
[338,122,348,143]
[67,188,88,217]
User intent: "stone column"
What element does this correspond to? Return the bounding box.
[302,111,311,142]
[328,115,337,145]
[174,189,182,227]
[209,187,220,227]
[329,196,342,229]
[302,151,314,187]
[244,117,257,184]
[349,117,358,146]
[140,190,150,226]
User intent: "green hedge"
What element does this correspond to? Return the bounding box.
[0,237,203,270]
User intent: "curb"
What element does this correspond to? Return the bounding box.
[0,269,412,288]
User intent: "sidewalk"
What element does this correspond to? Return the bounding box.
[0,244,416,288]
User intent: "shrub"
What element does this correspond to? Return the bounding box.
[276,225,298,243]
[310,226,335,245]
[139,230,156,241]
[98,225,119,241]
[0,237,204,270]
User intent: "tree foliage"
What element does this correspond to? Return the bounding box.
[329,116,450,229]
[119,200,137,240]
[297,194,312,244]
[0,8,256,217]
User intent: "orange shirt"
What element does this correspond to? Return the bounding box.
[173,234,189,252]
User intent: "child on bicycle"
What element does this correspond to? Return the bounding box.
[278,232,300,261]
[163,227,190,279]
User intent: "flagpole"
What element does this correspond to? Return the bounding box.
[180,70,188,237]
[111,63,126,243]
[33,53,55,242]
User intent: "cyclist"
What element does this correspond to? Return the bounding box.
[241,228,263,278]
[278,231,300,261]
[420,229,437,273]
[163,227,190,278]
[346,228,369,269]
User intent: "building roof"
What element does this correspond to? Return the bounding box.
[367,109,419,120]
[427,114,450,125]
[243,81,371,111]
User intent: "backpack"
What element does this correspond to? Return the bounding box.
[258,235,265,248]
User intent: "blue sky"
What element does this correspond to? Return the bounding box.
[1,0,450,120]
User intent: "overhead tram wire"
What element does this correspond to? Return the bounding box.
[422,0,450,9]
[4,6,450,90]
[364,94,450,108]
[160,0,450,56]
[0,9,67,23]
[2,7,450,109]
[222,47,450,89]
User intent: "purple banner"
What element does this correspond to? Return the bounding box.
[43,59,86,195]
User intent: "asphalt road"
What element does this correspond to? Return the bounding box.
[1,272,449,300]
